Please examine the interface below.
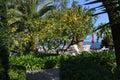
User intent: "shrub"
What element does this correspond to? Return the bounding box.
[60,52,119,80]
[9,54,61,71]
[43,56,60,69]
[9,52,119,80]
[9,65,26,80]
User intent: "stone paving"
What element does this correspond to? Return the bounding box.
[26,68,60,80]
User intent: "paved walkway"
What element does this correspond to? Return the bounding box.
[26,68,60,80]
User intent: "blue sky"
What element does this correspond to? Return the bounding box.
[72,0,109,26]
[68,0,109,25]
[77,0,109,42]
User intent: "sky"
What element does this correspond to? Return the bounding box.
[68,0,109,25]
[76,0,109,42]
[80,0,109,26]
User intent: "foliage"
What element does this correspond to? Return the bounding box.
[101,36,114,49]
[7,0,95,54]
[9,65,26,80]
[60,52,119,80]
[9,52,119,80]
[37,4,95,52]
[9,53,61,71]
[85,0,120,70]
[96,24,114,48]
[7,0,55,54]
[0,0,9,79]
[96,24,112,40]
[44,6,94,38]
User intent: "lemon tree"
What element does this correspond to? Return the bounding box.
[37,5,95,52]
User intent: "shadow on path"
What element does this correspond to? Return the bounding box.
[26,68,60,80]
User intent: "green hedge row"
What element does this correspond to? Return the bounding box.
[9,54,62,71]
[9,54,65,80]
[60,52,120,80]
[9,52,120,80]
[9,65,26,80]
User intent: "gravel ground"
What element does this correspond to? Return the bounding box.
[26,68,60,80]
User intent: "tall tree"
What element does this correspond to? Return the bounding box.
[38,2,95,52]
[96,24,113,48]
[85,0,120,71]
[0,0,10,79]
[7,0,55,53]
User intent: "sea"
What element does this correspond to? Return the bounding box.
[83,42,102,49]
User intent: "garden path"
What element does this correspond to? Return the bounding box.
[26,67,60,80]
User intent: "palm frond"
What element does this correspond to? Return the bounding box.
[89,4,104,11]
[38,1,52,11]
[7,9,24,25]
[84,0,101,5]
[7,9,23,16]
[92,11,106,16]
[93,23,109,32]
[39,5,55,17]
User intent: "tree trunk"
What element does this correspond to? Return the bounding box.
[111,24,120,71]
[77,41,83,52]
[0,0,10,79]
[109,18,120,70]
[77,38,84,52]
[103,0,120,71]
[72,33,84,52]
[64,33,77,51]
